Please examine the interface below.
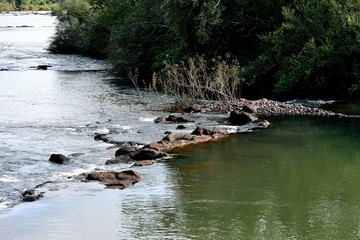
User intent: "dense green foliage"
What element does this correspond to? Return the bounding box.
[0,0,59,11]
[255,0,360,98]
[49,0,360,99]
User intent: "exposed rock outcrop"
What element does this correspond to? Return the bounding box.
[94,133,141,146]
[85,170,141,189]
[199,98,359,118]
[105,126,230,166]
[145,126,230,153]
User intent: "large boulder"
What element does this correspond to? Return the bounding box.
[105,155,132,165]
[115,146,140,157]
[49,154,70,164]
[191,126,229,137]
[86,170,141,189]
[132,148,167,160]
[228,111,258,125]
[242,103,258,114]
[21,189,44,202]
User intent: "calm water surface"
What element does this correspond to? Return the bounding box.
[1,12,360,240]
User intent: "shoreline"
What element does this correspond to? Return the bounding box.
[1,97,360,239]
[84,97,359,188]
[8,98,360,207]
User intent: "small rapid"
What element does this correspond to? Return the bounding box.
[0,12,164,209]
[0,12,232,210]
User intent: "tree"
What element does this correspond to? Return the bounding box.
[253,0,360,98]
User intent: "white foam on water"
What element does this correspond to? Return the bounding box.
[95,128,110,134]
[113,125,132,130]
[0,201,9,210]
[59,164,98,177]
[139,117,156,122]
[64,127,77,132]
[217,125,238,134]
[0,175,19,183]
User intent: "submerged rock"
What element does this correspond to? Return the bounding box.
[85,170,141,189]
[133,160,155,167]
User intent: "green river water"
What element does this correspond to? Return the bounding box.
[167,115,360,239]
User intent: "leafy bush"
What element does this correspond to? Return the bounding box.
[0,1,15,12]
[48,0,92,54]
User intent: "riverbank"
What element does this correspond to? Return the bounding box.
[84,97,359,188]
[195,98,360,118]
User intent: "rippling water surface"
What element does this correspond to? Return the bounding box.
[1,12,360,240]
[0,12,180,211]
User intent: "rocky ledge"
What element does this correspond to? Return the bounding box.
[85,170,141,189]
[105,126,230,165]
[24,97,359,202]
[198,98,360,118]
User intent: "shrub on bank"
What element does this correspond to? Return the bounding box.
[48,0,360,100]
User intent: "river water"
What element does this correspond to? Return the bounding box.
[1,12,360,240]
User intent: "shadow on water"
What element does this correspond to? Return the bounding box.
[322,99,360,115]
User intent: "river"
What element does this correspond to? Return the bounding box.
[1,12,360,240]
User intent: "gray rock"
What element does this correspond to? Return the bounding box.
[133,160,155,167]
[21,189,44,202]
[191,126,229,136]
[86,170,141,189]
[115,146,140,157]
[105,155,131,165]
[49,154,70,164]
[132,148,167,160]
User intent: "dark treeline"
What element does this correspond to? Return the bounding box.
[48,0,360,100]
[0,0,59,11]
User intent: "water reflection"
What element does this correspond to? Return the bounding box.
[167,116,360,239]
